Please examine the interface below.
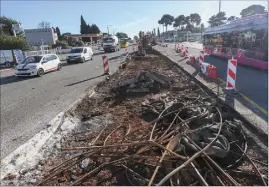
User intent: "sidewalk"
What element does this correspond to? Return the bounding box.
[153,45,268,138]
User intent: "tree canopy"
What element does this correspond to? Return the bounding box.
[80,15,101,42]
[240,5,266,17]
[159,14,174,32]
[227,16,238,21]
[38,21,50,28]
[55,27,62,40]
[0,35,31,50]
[133,36,138,41]
[0,16,19,36]
[208,11,227,27]
[173,15,185,29]
[189,13,201,26]
[116,32,128,39]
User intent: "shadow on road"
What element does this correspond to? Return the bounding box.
[0,75,34,85]
[65,75,104,87]
[108,54,125,61]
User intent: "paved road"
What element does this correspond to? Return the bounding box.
[159,43,268,117]
[0,46,133,158]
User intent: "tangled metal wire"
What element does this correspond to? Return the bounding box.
[38,58,267,186]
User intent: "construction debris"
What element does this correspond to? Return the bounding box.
[4,54,267,186]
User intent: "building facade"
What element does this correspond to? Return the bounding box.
[24,28,58,46]
[161,29,203,43]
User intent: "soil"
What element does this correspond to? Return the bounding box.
[3,53,267,186]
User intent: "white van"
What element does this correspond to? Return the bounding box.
[66,47,93,63]
[0,50,25,68]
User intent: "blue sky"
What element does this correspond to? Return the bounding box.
[1,0,268,38]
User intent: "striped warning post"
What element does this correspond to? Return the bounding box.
[226,59,237,89]
[102,55,110,75]
[184,47,189,57]
[199,50,205,67]
[125,48,129,57]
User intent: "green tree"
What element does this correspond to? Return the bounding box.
[160,14,174,32]
[153,28,156,36]
[190,13,201,26]
[0,35,31,50]
[0,16,18,36]
[208,12,227,27]
[75,40,85,47]
[173,15,185,30]
[91,24,100,33]
[80,15,87,34]
[157,27,160,38]
[240,5,266,17]
[227,16,237,21]
[134,36,138,41]
[52,40,69,49]
[38,21,50,28]
[55,27,62,40]
[116,32,128,38]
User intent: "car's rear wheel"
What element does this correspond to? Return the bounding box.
[37,68,44,77]
[57,63,62,70]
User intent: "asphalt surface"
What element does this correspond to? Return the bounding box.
[0,46,133,158]
[164,43,268,113]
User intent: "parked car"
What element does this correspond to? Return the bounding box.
[66,47,93,63]
[0,50,25,68]
[14,54,62,77]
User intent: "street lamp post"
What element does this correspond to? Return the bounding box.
[107,25,112,35]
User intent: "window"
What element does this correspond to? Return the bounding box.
[44,56,52,62]
[83,48,87,53]
[21,56,42,64]
[50,55,57,60]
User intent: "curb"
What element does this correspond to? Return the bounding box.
[153,48,268,146]
[0,87,96,180]
[0,68,13,72]
[0,53,130,178]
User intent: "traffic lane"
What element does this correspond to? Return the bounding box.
[186,47,268,111]
[0,46,132,158]
[161,46,268,113]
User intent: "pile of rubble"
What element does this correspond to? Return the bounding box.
[3,55,267,186]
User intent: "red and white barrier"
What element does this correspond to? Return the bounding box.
[183,47,189,57]
[226,59,237,89]
[102,55,110,75]
[199,50,205,67]
[125,48,129,57]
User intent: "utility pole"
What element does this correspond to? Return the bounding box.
[219,0,221,13]
[107,25,112,35]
